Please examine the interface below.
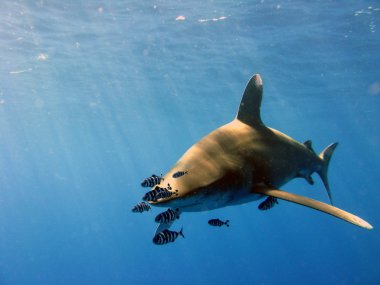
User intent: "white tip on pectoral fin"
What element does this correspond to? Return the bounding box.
[254,187,373,230]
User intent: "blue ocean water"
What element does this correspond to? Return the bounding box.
[0,1,379,284]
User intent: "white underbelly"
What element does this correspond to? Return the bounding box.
[151,185,264,212]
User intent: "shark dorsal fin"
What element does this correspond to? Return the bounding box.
[236,74,263,127]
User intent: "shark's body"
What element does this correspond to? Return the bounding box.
[149,74,372,231]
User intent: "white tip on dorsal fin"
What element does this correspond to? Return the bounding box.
[236,74,263,127]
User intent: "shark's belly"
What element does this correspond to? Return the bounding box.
[152,183,263,212]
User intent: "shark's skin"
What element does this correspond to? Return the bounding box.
[149,74,372,231]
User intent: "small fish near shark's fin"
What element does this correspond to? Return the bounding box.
[258,196,278,211]
[236,74,263,127]
[253,187,373,230]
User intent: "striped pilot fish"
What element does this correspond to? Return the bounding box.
[142,185,177,202]
[172,170,188,178]
[131,202,151,213]
[152,228,184,245]
[258,196,278,211]
[155,208,180,224]
[141,174,163,188]
[155,187,178,200]
[142,188,159,202]
[142,186,167,202]
[208,219,230,227]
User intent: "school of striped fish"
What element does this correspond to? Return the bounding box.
[132,173,187,245]
[132,169,279,245]
[132,171,282,245]
[132,170,282,245]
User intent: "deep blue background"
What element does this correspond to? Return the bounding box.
[0,1,379,284]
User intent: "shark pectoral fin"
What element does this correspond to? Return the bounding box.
[253,187,373,230]
[154,221,174,236]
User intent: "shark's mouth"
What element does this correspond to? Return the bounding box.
[149,191,202,209]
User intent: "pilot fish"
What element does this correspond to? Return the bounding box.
[152,228,184,245]
[208,219,230,227]
[155,188,178,200]
[131,202,151,213]
[172,171,188,178]
[142,185,177,202]
[141,174,163,188]
[155,208,180,224]
[258,196,278,211]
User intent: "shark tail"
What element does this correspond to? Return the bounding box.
[317,142,339,205]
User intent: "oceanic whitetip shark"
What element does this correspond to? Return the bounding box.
[149,74,372,233]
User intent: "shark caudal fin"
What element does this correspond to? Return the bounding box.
[317,142,339,205]
[236,74,264,127]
